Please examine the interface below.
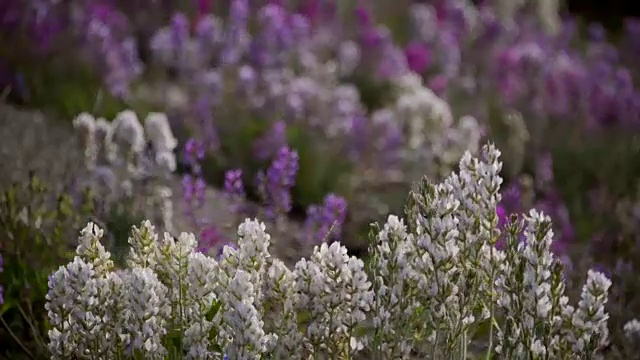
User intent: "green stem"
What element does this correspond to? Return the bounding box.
[460,331,467,360]
[17,304,46,351]
[0,314,36,359]
[485,278,496,360]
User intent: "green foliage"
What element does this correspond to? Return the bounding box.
[0,173,95,358]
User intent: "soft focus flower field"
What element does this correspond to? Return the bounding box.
[2,0,640,358]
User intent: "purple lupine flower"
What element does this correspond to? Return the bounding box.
[222,0,250,64]
[224,169,245,215]
[304,194,348,243]
[347,114,370,163]
[494,204,511,250]
[535,152,554,188]
[378,43,409,80]
[197,0,211,15]
[354,0,373,28]
[497,204,508,229]
[253,120,287,161]
[194,95,220,153]
[182,174,207,208]
[85,4,142,98]
[252,4,294,68]
[405,41,431,74]
[251,5,287,67]
[197,225,226,254]
[171,13,190,50]
[288,13,310,43]
[184,138,206,171]
[194,14,223,52]
[257,145,299,217]
[593,263,611,278]
[182,138,208,221]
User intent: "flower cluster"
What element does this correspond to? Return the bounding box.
[256,145,299,219]
[303,193,348,244]
[383,72,483,179]
[405,1,640,131]
[47,142,614,358]
[72,110,177,233]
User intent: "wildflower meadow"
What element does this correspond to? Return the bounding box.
[1,0,640,359]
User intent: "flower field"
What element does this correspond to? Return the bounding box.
[1,0,640,358]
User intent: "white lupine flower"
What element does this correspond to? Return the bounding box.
[73,112,97,168]
[624,319,640,339]
[186,252,219,314]
[227,219,272,301]
[120,267,170,358]
[389,72,478,178]
[153,186,174,234]
[112,109,145,154]
[145,112,178,153]
[128,220,159,268]
[45,257,113,359]
[94,117,115,164]
[495,210,563,357]
[537,0,561,35]
[156,232,197,290]
[369,215,417,358]
[155,150,177,172]
[46,142,613,359]
[570,269,611,355]
[409,3,438,42]
[263,258,305,357]
[75,222,114,276]
[338,40,361,76]
[220,270,271,359]
[183,321,214,359]
[295,242,373,358]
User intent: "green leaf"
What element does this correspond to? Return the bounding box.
[205,299,222,322]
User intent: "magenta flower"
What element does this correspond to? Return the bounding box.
[405,41,431,74]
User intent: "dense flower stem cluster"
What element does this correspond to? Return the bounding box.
[47,143,613,359]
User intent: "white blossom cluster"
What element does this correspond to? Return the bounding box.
[47,143,612,359]
[382,72,483,179]
[72,110,177,233]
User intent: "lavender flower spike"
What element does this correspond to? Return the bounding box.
[258,145,299,217]
[224,169,246,215]
[305,193,348,243]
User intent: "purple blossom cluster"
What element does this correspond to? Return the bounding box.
[304,193,348,244]
[84,2,142,99]
[257,145,299,219]
[223,168,245,215]
[181,138,217,251]
[404,2,640,130]
[0,0,65,52]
